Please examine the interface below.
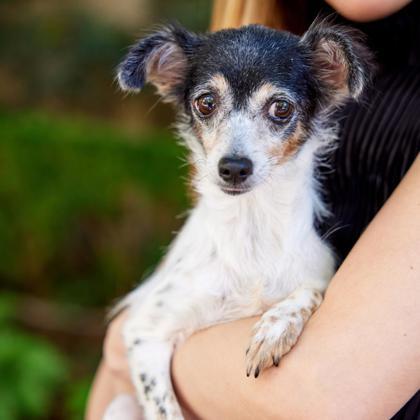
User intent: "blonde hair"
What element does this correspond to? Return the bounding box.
[210,0,308,34]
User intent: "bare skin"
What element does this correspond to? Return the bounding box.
[325,0,412,22]
[87,156,420,419]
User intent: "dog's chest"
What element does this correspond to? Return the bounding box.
[199,200,300,306]
[214,215,282,276]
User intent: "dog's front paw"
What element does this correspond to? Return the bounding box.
[245,288,323,378]
[245,311,304,378]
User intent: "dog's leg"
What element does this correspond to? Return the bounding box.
[125,335,181,420]
[245,285,324,378]
[122,301,183,419]
[121,280,211,420]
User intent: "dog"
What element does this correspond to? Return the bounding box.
[113,19,371,419]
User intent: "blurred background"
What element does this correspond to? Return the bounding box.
[0,0,211,418]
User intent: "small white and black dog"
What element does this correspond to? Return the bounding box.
[114,20,370,419]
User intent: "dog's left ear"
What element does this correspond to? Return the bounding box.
[301,20,373,106]
[117,24,201,101]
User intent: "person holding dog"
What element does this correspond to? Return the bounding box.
[87,0,419,418]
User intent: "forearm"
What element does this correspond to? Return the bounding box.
[325,0,412,22]
[172,156,420,419]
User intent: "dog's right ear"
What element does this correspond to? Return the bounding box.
[117,24,201,101]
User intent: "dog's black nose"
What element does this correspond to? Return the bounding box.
[218,157,253,184]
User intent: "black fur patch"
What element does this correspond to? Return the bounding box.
[187,26,310,105]
[118,22,372,121]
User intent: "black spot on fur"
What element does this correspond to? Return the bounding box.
[158,406,167,416]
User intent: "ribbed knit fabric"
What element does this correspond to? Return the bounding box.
[311,2,420,417]
[319,66,420,261]
[315,33,420,420]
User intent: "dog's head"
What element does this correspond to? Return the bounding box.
[117,21,371,196]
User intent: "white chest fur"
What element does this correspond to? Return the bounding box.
[151,142,335,320]
[121,137,337,420]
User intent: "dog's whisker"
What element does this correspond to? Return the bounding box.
[144,96,164,117]
[321,223,349,241]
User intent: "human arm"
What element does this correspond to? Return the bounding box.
[86,156,420,419]
[171,155,420,419]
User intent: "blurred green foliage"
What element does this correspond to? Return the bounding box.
[0,10,130,109]
[0,1,211,118]
[0,0,209,418]
[0,111,189,306]
[0,110,190,418]
[0,294,68,420]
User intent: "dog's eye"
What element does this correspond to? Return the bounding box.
[268,100,293,122]
[194,94,216,117]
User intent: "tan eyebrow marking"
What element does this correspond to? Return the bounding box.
[269,122,305,164]
[208,73,230,96]
[191,73,232,155]
[248,82,279,112]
